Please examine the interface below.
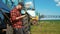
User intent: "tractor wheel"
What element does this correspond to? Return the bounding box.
[32,20,38,25]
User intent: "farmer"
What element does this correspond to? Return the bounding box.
[10,2,25,34]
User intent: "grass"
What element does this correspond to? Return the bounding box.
[31,20,60,34]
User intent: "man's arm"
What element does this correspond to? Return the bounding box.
[10,11,25,21]
[16,15,25,20]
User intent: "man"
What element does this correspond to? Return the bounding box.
[10,2,25,34]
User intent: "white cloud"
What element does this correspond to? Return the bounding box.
[54,0,60,2]
[54,0,60,6]
[58,2,60,4]
[56,4,60,6]
[56,2,60,6]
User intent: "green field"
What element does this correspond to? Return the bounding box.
[31,20,60,34]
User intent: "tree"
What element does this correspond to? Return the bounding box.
[39,14,44,20]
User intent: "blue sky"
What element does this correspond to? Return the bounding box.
[34,0,60,15]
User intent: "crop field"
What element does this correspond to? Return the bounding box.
[31,20,60,34]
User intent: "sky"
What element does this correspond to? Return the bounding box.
[34,0,60,15]
[34,0,60,20]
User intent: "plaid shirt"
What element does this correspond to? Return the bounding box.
[10,8,22,28]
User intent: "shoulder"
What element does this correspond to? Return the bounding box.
[10,8,17,13]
